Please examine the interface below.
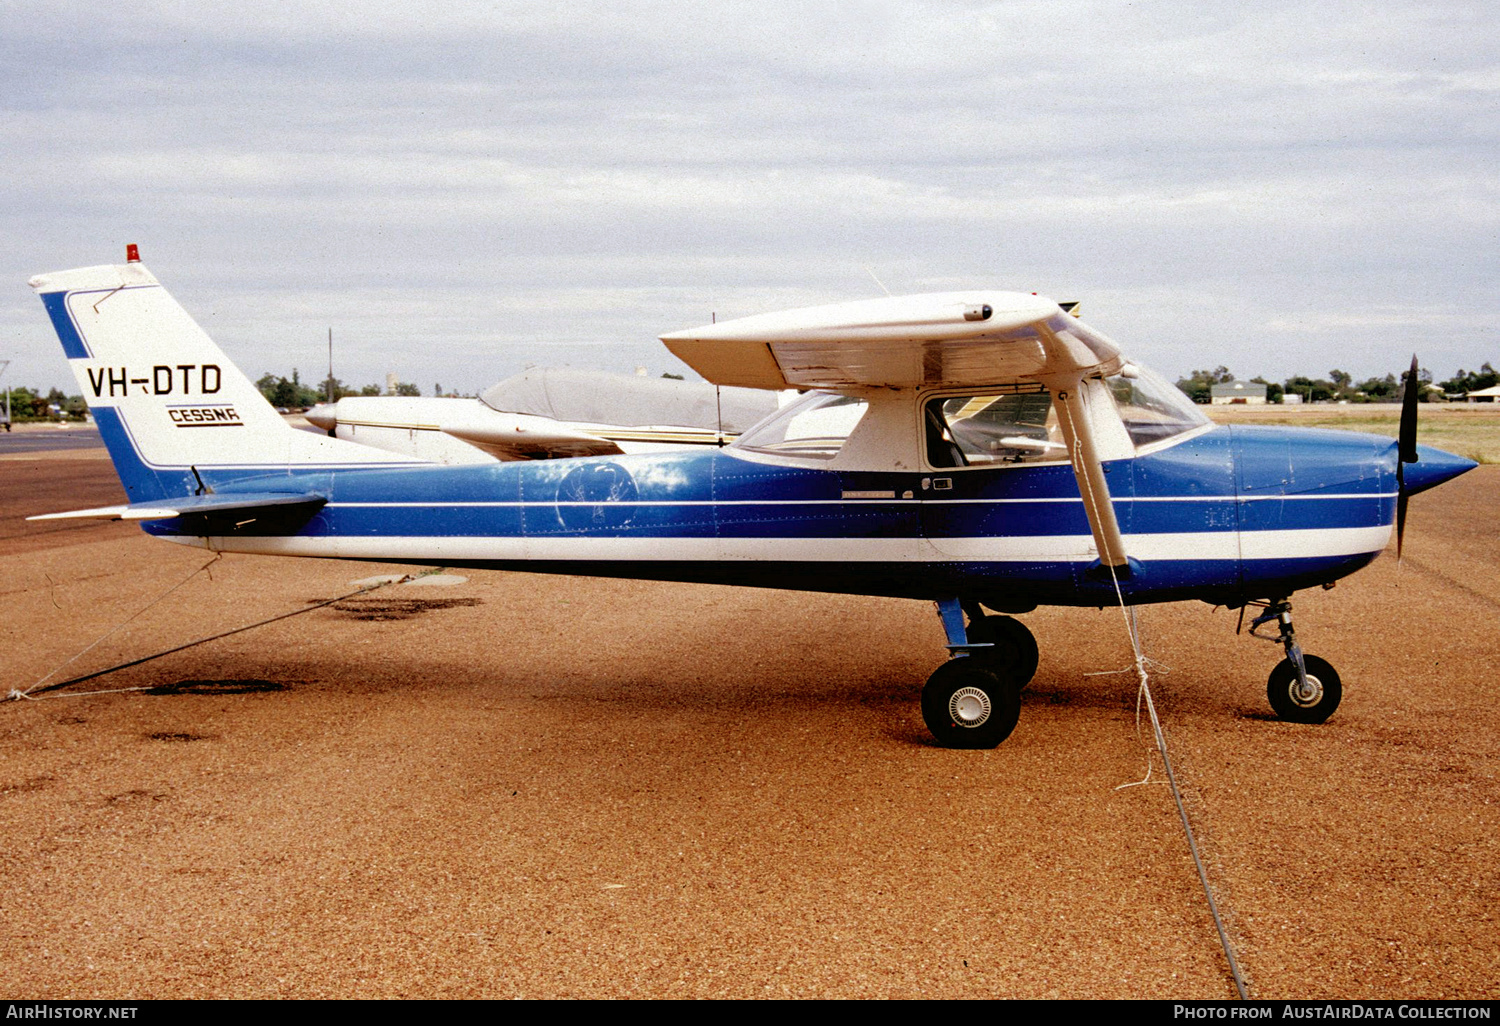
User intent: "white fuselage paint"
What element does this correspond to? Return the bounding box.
[174,522,1392,565]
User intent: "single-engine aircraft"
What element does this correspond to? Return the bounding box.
[28,249,1476,748]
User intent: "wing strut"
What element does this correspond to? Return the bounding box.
[1036,324,1130,572]
[1051,385,1129,571]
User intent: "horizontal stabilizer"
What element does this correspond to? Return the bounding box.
[29,491,326,522]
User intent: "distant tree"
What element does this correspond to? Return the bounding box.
[661,372,684,380]
[272,377,301,408]
[1439,362,1498,396]
[1285,375,1336,403]
[255,374,318,409]
[1175,366,1235,404]
[1355,373,1398,401]
[360,384,382,396]
[393,382,421,397]
[1398,365,1430,404]
[319,376,359,401]
[5,386,40,420]
[255,373,280,402]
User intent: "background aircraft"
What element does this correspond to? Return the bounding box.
[302,368,780,464]
[29,251,1476,747]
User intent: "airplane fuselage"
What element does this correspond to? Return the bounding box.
[140,420,1429,610]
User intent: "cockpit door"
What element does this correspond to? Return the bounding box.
[917,386,1133,569]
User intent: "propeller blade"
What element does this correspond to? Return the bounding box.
[1396,354,1420,563]
[1397,488,1408,561]
[1399,354,1420,464]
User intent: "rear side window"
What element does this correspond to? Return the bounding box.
[732,392,869,461]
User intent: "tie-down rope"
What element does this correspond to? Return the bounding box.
[1068,385,1249,1000]
[9,557,436,702]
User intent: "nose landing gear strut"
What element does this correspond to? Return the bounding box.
[1247,597,1343,724]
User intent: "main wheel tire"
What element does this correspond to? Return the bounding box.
[921,660,1022,749]
[966,615,1040,688]
[1267,655,1342,724]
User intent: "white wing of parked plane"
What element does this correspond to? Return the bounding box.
[312,396,624,463]
[304,372,783,465]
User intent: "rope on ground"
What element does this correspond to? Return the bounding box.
[8,565,443,703]
[1070,392,1249,1001]
[22,552,224,695]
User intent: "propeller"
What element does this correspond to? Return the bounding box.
[1396,354,1421,560]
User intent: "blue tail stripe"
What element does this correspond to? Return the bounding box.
[41,291,90,360]
[92,407,173,502]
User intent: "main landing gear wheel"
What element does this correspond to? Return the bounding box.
[1267,655,1342,724]
[921,660,1021,749]
[966,615,1039,689]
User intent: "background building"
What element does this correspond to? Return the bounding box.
[1210,381,1269,405]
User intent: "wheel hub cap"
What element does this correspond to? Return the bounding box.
[949,687,992,727]
[1292,674,1323,706]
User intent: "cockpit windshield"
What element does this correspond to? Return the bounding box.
[1106,364,1210,447]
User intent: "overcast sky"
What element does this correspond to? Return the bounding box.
[3,1,1496,396]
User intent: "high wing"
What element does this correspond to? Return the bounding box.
[659,291,1122,391]
[662,291,1133,570]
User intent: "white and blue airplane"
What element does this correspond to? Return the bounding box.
[28,249,1476,748]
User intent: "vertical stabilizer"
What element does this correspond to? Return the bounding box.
[30,258,423,502]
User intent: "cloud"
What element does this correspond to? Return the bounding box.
[3,1,1497,393]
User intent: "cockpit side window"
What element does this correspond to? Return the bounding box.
[924,388,1067,468]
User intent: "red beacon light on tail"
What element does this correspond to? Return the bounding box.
[126,244,140,263]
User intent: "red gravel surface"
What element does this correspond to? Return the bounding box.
[1,454,1495,999]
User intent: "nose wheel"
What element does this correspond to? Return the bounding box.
[1248,597,1343,725]
[1267,654,1342,724]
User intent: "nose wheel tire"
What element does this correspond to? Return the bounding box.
[921,660,1022,749]
[1267,655,1342,724]
[966,615,1039,689]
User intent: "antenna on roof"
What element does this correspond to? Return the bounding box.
[865,266,892,297]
